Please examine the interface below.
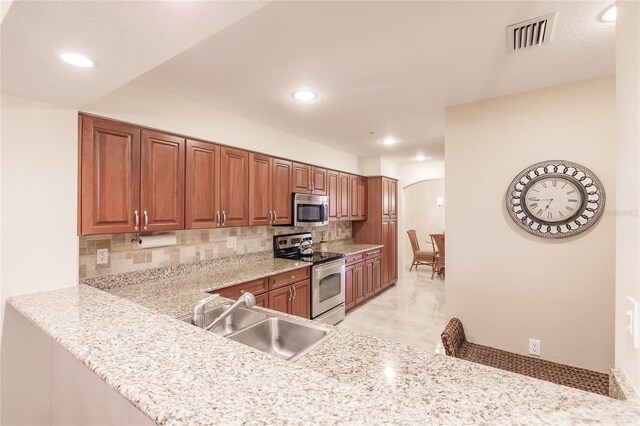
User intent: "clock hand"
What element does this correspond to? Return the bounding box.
[543,198,554,211]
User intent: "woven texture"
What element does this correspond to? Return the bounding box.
[441,318,609,397]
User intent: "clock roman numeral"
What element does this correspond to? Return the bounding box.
[567,190,576,195]
[530,203,538,209]
[566,206,574,211]
[547,212,553,219]
[568,199,578,202]
[540,182,547,188]
[536,209,543,216]
[552,179,557,187]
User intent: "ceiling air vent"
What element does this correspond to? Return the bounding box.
[506,12,556,53]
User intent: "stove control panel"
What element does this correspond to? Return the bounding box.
[273,232,313,253]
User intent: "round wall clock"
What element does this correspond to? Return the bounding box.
[506,160,605,238]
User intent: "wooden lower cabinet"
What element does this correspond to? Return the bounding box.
[290,280,310,319]
[268,280,310,319]
[268,286,291,314]
[255,293,268,308]
[345,250,382,312]
[345,264,356,311]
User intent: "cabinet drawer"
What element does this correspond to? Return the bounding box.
[213,278,268,299]
[366,249,382,259]
[269,267,310,290]
[346,252,365,266]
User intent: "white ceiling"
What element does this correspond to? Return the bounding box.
[137,1,616,163]
[0,0,268,107]
[2,1,615,163]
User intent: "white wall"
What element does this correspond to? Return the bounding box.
[83,81,360,174]
[0,94,79,335]
[445,77,616,373]
[615,0,640,392]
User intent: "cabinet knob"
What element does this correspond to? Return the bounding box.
[291,275,295,279]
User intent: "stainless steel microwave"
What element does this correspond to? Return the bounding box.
[293,193,329,227]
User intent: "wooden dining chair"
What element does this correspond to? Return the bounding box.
[407,230,436,271]
[429,233,445,279]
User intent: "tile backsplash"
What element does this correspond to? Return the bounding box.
[79,222,352,279]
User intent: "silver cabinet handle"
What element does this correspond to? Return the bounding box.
[274,211,277,221]
[134,210,139,231]
[143,210,148,230]
[270,210,273,224]
[293,285,297,299]
[288,286,293,300]
[216,211,220,227]
[222,211,226,227]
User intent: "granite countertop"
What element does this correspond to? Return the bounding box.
[320,241,384,256]
[83,252,312,317]
[8,284,640,425]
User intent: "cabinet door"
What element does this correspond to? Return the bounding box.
[327,170,339,222]
[373,257,382,293]
[140,130,185,232]
[291,280,311,319]
[80,116,140,235]
[389,219,398,284]
[249,153,272,226]
[382,178,391,218]
[345,264,355,311]
[268,286,291,315]
[186,140,220,229]
[349,175,359,219]
[354,262,366,305]
[365,259,375,299]
[220,147,249,227]
[311,167,327,195]
[382,220,390,286]
[389,179,398,218]
[272,158,293,225]
[338,173,350,220]
[255,293,268,308]
[292,162,311,193]
[357,176,367,220]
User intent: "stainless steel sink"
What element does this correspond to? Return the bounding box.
[179,304,333,361]
[178,304,267,337]
[228,317,333,362]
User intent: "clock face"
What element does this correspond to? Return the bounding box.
[523,177,584,223]
[506,161,605,238]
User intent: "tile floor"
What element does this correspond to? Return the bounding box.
[339,267,445,353]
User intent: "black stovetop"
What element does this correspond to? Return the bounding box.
[275,251,345,265]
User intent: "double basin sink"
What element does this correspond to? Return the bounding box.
[179,304,334,362]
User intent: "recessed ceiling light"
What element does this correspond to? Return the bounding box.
[381,137,397,145]
[59,52,94,68]
[416,155,426,161]
[292,90,317,101]
[601,4,617,22]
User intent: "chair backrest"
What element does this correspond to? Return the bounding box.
[407,230,420,254]
[430,233,445,257]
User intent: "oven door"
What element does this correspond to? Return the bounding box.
[312,259,345,318]
[294,194,328,227]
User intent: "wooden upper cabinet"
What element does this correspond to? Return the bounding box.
[186,140,220,229]
[311,167,327,195]
[272,158,293,225]
[389,179,397,218]
[80,116,141,235]
[292,162,311,193]
[327,170,339,222]
[249,153,272,226]
[356,176,367,220]
[220,147,249,227]
[349,175,359,219]
[338,173,350,221]
[140,130,185,232]
[382,178,391,218]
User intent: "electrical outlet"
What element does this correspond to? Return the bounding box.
[96,248,109,265]
[226,236,236,249]
[529,339,541,356]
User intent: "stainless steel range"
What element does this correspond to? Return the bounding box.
[273,232,345,325]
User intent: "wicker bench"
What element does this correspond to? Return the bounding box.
[441,318,610,396]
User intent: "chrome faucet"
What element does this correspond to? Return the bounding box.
[191,292,257,331]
